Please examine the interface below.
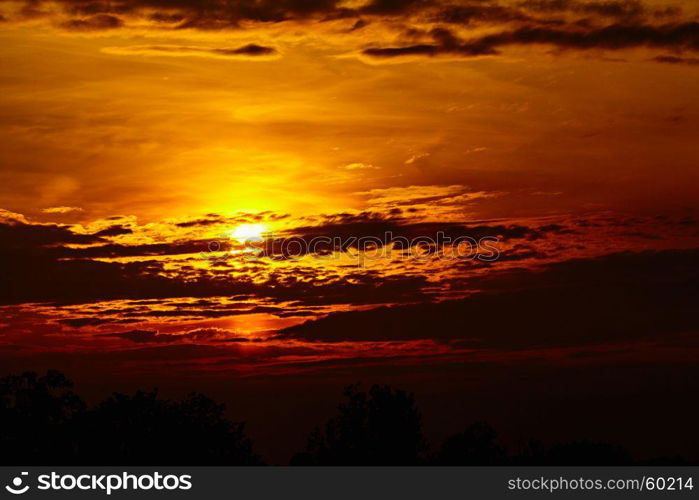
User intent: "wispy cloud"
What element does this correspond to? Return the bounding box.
[102,44,279,60]
[42,206,84,214]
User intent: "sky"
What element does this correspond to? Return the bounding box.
[1,0,699,462]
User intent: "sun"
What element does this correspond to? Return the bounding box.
[229,223,269,244]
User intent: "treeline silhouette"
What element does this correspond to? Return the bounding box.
[0,371,692,465]
[0,371,260,465]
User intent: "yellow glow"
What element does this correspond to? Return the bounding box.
[229,224,268,243]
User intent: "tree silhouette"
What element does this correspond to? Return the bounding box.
[542,440,632,465]
[435,422,505,465]
[0,370,85,463]
[291,384,428,465]
[0,371,261,465]
[76,390,262,464]
[1,371,694,465]
[510,439,632,465]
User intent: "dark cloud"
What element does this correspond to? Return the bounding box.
[484,22,699,50]
[58,317,116,327]
[520,0,682,20]
[364,27,498,58]
[261,211,561,258]
[0,220,102,249]
[52,239,219,259]
[102,329,164,343]
[54,0,344,28]
[59,13,124,30]
[0,249,430,307]
[0,217,433,306]
[364,21,699,58]
[652,54,699,65]
[434,3,535,25]
[0,220,240,304]
[359,0,426,15]
[0,0,685,36]
[0,211,575,308]
[174,217,223,228]
[102,327,247,343]
[215,43,276,56]
[148,12,186,23]
[348,18,369,31]
[263,272,430,306]
[121,305,286,318]
[1,0,696,66]
[110,44,277,58]
[521,0,646,19]
[280,248,699,349]
[93,225,133,237]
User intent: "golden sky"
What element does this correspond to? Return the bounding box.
[1,0,698,223]
[1,0,699,385]
[3,2,699,464]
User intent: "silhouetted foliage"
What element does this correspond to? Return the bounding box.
[76,390,261,464]
[0,370,85,463]
[435,422,505,465]
[1,371,694,465]
[508,439,546,465]
[0,371,260,465]
[538,440,631,465]
[508,439,632,465]
[291,384,428,465]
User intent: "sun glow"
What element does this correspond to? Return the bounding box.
[229,224,269,243]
